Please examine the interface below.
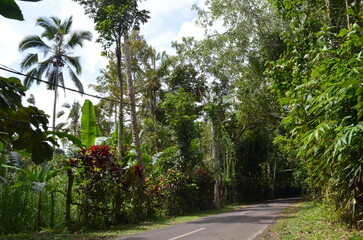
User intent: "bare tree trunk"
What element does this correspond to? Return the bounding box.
[115,39,124,161]
[36,191,42,231]
[115,38,124,222]
[325,0,332,26]
[65,168,73,230]
[211,119,222,208]
[52,90,57,130]
[345,0,350,28]
[51,192,55,228]
[123,32,145,178]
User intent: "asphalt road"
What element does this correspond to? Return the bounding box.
[115,198,299,240]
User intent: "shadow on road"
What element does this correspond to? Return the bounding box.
[185,197,301,225]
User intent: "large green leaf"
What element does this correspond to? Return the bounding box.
[81,99,98,147]
[0,0,24,20]
[0,0,42,21]
[31,141,53,165]
[0,76,26,109]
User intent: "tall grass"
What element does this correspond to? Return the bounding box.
[0,164,69,234]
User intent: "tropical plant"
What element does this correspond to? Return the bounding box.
[73,145,122,226]
[161,88,203,173]
[0,76,57,164]
[18,16,92,129]
[2,160,70,231]
[269,0,363,224]
[81,99,100,148]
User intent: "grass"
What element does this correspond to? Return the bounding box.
[260,201,363,240]
[0,205,242,240]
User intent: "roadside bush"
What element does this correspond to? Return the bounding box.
[158,168,214,215]
[74,145,122,227]
[195,168,214,210]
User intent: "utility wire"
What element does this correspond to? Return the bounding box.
[0,64,140,107]
[0,64,207,114]
[1,117,105,136]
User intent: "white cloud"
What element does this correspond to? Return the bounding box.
[0,21,23,65]
[140,0,198,17]
[139,0,205,54]
[147,30,177,54]
[176,18,205,41]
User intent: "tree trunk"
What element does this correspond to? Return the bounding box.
[65,168,73,230]
[123,32,145,178]
[325,0,332,26]
[115,39,124,161]
[36,191,42,231]
[51,192,55,228]
[52,87,58,130]
[115,39,124,222]
[345,0,350,28]
[211,119,222,208]
[52,65,60,130]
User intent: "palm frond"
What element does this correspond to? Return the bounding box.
[55,122,67,132]
[66,30,92,49]
[19,35,51,52]
[62,16,73,35]
[20,53,38,71]
[57,110,65,119]
[37,59,52,83]
[36,17,57,40]
[64,55,81,74]
[23,68,38,88]
[46,68,57,91]
[58,71,65,89]
[62,102,71,108]
[50,16,62,27]
[68,68,84,94]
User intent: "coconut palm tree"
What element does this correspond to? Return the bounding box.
[18,16,92,129]
[56,101,82,137]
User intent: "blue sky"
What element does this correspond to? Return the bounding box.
[0,0,205,125]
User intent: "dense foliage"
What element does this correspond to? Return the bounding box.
[269,0,363,224]
[5,0,363,235]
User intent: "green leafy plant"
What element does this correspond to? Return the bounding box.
[73,145,122,227]
[0,76,57,164]
[268,0,363,224]
[1,160,69,231]
[81,100,100,148]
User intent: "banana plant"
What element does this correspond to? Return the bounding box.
[81,99,101,147]
[1,159,70,231]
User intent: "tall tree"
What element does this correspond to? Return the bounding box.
[18,16,92,130]
[74,0,149,177]
[161,88,202,173]
[171,0,287,206]
[90,54,122,137]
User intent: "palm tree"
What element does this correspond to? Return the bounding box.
[18,16,92,129]
[56,101,82,137]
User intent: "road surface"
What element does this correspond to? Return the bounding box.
[115,198,299,240]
